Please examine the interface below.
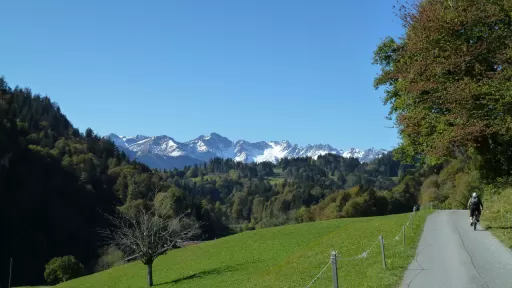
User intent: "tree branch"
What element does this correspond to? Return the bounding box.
[100,207,202,265]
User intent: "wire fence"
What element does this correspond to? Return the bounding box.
[304,204,432,288]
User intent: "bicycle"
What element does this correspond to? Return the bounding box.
[471,211,481,231]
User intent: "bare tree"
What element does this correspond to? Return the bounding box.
[102,208,201,286]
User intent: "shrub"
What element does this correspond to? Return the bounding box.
[44,255,84,284]
[94,246,125,272]
[341,196,370,217]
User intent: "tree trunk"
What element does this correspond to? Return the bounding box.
[147,263,153,286]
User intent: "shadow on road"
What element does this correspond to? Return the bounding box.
[485,225,511,231]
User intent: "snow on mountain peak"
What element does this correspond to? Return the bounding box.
[107,132,388,169]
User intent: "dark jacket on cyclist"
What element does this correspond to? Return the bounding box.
[467,193,483,219]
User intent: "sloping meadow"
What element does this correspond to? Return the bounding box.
[56,211,431,288]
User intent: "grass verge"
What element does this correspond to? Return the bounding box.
[55,210,432,288]
[481,189,512,248]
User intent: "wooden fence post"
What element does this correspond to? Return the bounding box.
[379,235,386,269]
[331,251,338,288]
[403,225,406,246]
[8,258,12,288]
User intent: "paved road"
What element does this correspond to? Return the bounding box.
[400,210,512,288]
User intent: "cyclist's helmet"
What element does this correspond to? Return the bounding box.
[472,192,478,198]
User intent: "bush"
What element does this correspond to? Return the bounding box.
[242,222,255,232]
[420,175,440,205]
[44,255,84,284]
[94,246,125,272]
[118,199,152,217]
[320,202,339,220]
[341,196,370,217]
[154,192,175,218]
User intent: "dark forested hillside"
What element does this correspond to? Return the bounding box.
[0,79,127,286]
[1,76,425,286]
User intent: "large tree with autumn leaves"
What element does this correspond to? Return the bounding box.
[373,0,512,181]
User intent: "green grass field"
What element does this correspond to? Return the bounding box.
[267,168,285,184]
[53,210,432,288]
[267,176,285,185]
[482,189,512,248]
[190,169,287,185]
[189,174,227,182]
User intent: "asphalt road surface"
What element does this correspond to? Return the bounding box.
[400,210,512,288]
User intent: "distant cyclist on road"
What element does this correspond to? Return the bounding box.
[467,192,483,226]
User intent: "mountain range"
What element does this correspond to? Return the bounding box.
[106,132,388,169]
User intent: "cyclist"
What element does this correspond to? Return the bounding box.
[467,192,483,226]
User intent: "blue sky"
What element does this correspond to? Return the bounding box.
[1,0,404,150]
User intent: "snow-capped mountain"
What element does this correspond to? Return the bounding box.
[107,133,388,169]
